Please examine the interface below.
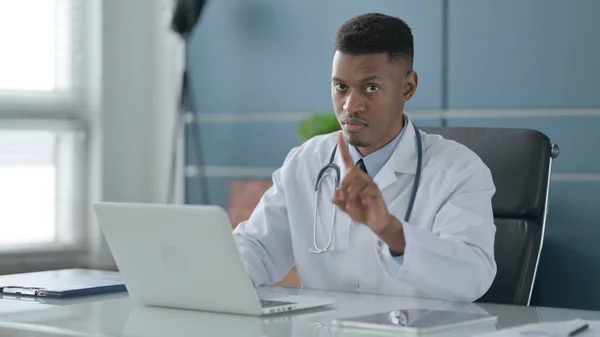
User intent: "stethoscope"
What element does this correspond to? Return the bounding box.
[311,122,423,254]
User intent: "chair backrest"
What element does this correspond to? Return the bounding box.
[420,126,556,305]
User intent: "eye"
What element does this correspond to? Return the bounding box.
[365,85,379,93]
[333,83,347,91]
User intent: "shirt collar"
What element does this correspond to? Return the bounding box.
[348,114,407,178]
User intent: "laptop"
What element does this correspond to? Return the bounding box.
[93,202,335,316]
[122,305,291,337]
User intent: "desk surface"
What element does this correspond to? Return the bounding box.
[0,269,599,337]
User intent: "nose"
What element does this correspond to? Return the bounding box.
[342,90,365,113]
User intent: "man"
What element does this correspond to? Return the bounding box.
[233,13,497,302]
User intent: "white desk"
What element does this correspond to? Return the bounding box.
[0,269,599,337]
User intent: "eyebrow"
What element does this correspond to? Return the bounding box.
[360,75,383,82]
[332,75,383,83]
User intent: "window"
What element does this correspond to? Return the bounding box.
[0,0,57,91]
[0,131,57,246]
[0,0,89,255]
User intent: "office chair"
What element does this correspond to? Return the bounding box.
[421,126,559,306]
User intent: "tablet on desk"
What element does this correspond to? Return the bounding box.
[331,308,497,335]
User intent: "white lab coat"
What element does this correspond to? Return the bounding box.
[233,114,497,302]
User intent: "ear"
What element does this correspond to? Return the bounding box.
[403,71,418,101]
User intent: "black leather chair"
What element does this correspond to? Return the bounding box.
[421,126,559,305]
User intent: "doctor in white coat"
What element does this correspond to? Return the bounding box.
[233,13,497,302]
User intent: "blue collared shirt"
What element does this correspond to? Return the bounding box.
[347,114,407,265]
[348,116,406,178]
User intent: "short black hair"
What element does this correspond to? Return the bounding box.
[335,13,414,65]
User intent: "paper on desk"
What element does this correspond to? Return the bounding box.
[473,318,598,337]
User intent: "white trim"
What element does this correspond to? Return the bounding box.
[185,165,276,179]
[411,111,447,119]
[446,108,600,118]
[189,110,444,124]
[185,108,600,124]
[185,165,600,182]
[551,172,600,182]
[192,111,313,123]
[0,118,85,131]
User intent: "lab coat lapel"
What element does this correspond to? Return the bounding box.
[333,115,419,233]
[373,116,419,192]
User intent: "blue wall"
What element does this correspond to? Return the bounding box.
[186,0,444,112]
[447,0,600,108]
[444,0,600,311]
[185,0,600,311]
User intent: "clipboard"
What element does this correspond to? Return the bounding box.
[0,273,127,298]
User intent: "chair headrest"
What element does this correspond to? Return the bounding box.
[420,126,553,219]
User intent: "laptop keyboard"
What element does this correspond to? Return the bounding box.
[260,299,296,308]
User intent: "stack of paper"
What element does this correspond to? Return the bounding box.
[474,318,598,336]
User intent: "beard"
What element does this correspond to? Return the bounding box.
[348,138,370,148]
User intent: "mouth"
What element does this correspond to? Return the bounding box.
[341,118,367,132]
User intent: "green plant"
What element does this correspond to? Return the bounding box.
[298,112,340,142]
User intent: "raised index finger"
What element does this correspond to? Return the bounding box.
[337,132,354,169]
